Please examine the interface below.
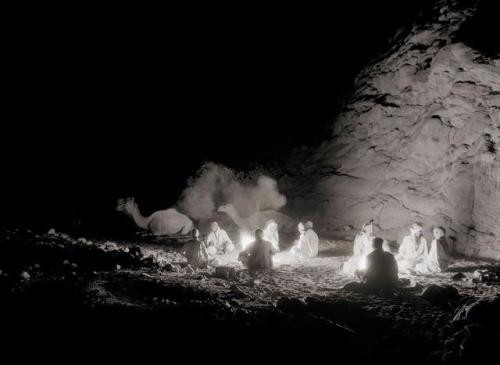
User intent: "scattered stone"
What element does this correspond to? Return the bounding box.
[214,266,237,280]
[452,272,466,281]
[453,295,500,326]
[458,323,497,359]
[77,237,87,244]
[129,246,142,258]
[421,285,461,307]
[34,263,40,269]
[71,263,78,269]
[101,241,119,251]
[472,270,485,282]
[398,277,419,288]
[472,268,500,284]
[63,260,70,266]
[230,285,248,299]
[342,281,365,293]
[20,271,30,280]
[116,264,121,270]
[276,297,308,313]
[170,264,181,273]
[461,280,476,289]
[441,350,459,364]
[48,228,56,235]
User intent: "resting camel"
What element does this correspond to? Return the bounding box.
[116,197,193,236]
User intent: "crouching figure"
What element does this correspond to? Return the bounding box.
[238,229,278,271]
[181,229,210,269]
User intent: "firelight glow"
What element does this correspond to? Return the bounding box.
[236,229,291,267]
[359,256,367,271]
[239,230,254,250]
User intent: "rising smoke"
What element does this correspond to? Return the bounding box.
[178,162,287,220]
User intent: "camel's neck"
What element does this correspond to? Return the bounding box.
[127,205,151,230]
[226,209,247,228]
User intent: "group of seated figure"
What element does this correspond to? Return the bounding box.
[181,219,319,271]
[397,223,451,274]
[341,220,452,292]
[238,221,320,271]
[342,220,450,278]
[181,217,451,291]
[181,222,233,269]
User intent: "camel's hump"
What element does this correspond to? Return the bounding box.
[152,208,190,220]
[149,208,193,235]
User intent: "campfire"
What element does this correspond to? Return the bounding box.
[238,230,254,251]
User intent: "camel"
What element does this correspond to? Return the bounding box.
[116,197,194,236]
[217,203,295,234]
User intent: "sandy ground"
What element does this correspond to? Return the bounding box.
[134,238,499,303]
[1,229,498,362]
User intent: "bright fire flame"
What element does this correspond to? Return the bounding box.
[237,229,295,267]
[239,230,254,250]
[358,256,367,271]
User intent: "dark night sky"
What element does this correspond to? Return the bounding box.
[3,0,495,234]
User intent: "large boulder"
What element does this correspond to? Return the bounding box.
[453,295,500,326]
[283,0,500,260]
[421,284,461,307]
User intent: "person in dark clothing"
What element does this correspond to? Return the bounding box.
[238,229,277,272]
[363,237,399,290]
[181,229,210,269]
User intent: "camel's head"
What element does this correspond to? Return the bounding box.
[116,197,139,216]
[217,203,235,215]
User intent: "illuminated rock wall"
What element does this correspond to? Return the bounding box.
[284,0,500,260]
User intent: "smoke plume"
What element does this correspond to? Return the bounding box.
[178,162,287,220]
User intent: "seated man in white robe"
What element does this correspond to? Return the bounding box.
[263,219,280,252]
[303,221,319,257]
[290,222,307,257]
[342,220,390,277]
[416,226,450,273]
[206,222,234,255]
[291,221,319,258]
[396,223,427,274]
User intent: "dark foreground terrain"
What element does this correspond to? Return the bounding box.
[1,228,499,363]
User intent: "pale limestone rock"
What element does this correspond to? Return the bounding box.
[284,0,500,260]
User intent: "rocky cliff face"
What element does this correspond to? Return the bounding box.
[283,0,500,260]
